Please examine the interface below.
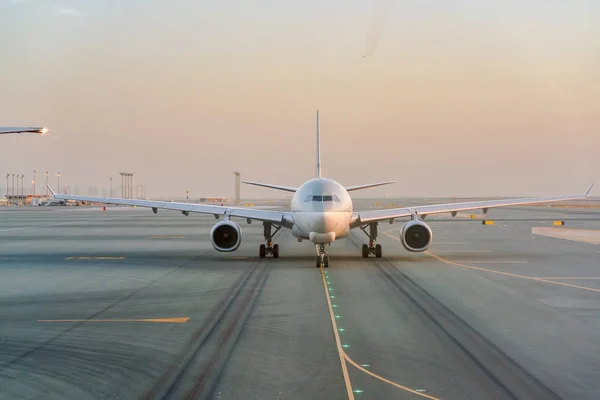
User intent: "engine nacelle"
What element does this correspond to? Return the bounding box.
[210,221,242,252]
[401,220,432,252]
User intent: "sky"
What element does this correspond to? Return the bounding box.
[1,0,599,199]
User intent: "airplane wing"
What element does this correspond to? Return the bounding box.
[0,127,48,135]
[352,184,594,226]
[47,185,293,227]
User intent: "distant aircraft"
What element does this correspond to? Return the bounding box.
[47,112,593,268]
[0,127,48,135]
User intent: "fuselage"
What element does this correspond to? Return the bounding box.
[290,178,353,244]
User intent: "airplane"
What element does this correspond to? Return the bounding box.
[0,127,48,135]
[46,112,593,268]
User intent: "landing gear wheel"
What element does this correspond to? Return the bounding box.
[375,244,382,258]
[259,244,266,258]
[362,244,369,258]
[272,244,279,258]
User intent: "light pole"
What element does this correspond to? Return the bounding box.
[20,174,24,197]
[57,172,61,195]
[234,171,240,205]
[14,174,17,201]
[130,173,134,199]
[33,170,36,197]
[5,174,8,200]
[45,171,49,196]
[120,172,124,198]
[109,177,112,197]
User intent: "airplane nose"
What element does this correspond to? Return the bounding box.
[313,213,339,233]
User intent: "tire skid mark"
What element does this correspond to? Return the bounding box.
[349,233,562,400]
[0,250,212,375]
[187,266,270,400]
[140,260,271,400]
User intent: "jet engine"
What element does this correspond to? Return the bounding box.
[210,221,242,252]
[401,220,432,252]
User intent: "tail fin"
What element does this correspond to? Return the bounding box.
[316,110,321,178]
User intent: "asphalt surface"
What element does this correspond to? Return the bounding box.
[1,202,600,400]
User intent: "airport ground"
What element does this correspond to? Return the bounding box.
[1,200,600,400]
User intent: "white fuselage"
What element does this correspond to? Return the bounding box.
[290,178,353,244]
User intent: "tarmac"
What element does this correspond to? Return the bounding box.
[1,201,600,400]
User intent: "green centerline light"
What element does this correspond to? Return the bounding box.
[332,304,338,308]
[342,344,350,348]
[328,288,333,291]
[335,315,341,319]
[360,364,370,368]
[330,295,336,299]
[353,389,364,394]
[338,328,345,332]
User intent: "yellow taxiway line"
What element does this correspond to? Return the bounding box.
[320,267,440,399]
[320,267,355,400]
[383,232,600,294]
[38,317,189,323]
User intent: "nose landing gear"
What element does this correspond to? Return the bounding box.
[360,222,382,258]
[259,222,281,258]
[315,244,329,268]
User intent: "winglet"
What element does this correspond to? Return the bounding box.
[584,183,594,197]
[45,183,56,196]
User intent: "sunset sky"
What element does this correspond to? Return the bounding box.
[1,0,598,198]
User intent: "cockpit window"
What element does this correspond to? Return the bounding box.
[305,195,341,202]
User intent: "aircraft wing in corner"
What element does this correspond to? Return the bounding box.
[0,127,48,135]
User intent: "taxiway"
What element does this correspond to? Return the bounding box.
[1,202,599,399]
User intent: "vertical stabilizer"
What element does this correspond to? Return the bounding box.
[316,110,322,178]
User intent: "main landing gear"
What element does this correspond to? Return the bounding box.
[315,243,329,268]
[259,222,281,258]
[360,222,382,258]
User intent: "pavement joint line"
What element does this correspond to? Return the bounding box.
[450,261,528,264]
[534,277,600,280]
[148,236,186,239]
[0,215,128,233]
[430,250,491,253]
[383,232,600,295]
[66,256,125,260]
[320,266,440,400]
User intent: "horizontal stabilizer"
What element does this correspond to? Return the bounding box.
[242,181,297,193]
[345,181,395,192]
